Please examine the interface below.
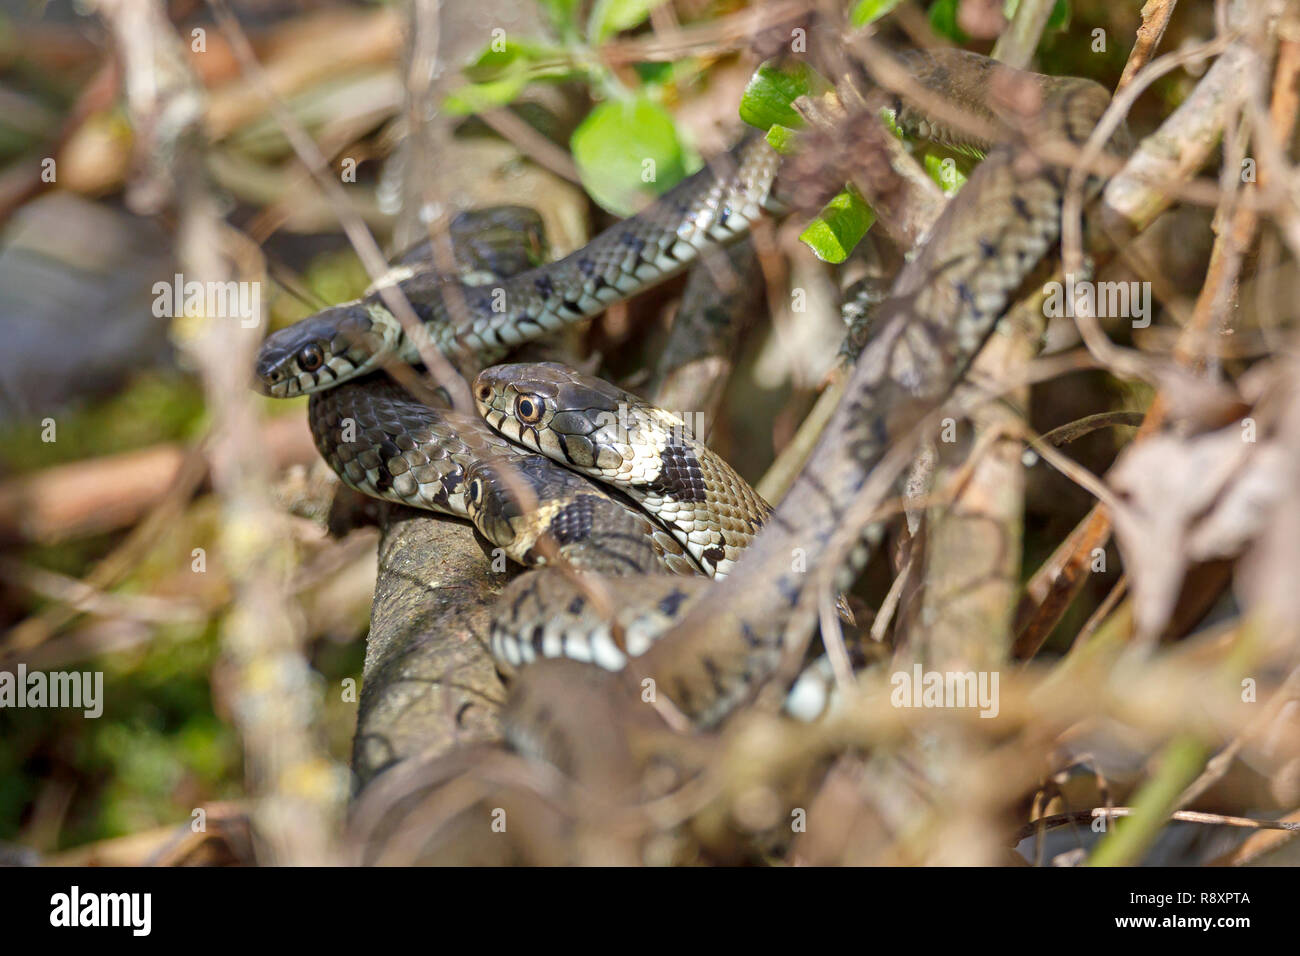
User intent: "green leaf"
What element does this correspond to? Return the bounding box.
[923,152,968,194]
[443,75,533,115]
[587,0,661,43]
[880,107,908,141]
[928,0,969,44]
[443,40,581,115]
[633,61,675,86]
[1046,0,1071,32]
[850,0,905,27]
[739,61,830,132]
[1003,0,1070,31]
[799,187,876,263]
[460,39,576,84]
[764,124,801,154]
[571,96,692,216]
[537,0,582,36]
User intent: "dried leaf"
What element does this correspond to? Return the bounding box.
[1108,424,1285,639]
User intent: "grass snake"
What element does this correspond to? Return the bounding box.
[254,49,1130,761]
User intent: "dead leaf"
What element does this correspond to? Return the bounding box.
[1109,423,1286,640]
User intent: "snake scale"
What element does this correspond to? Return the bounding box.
[255,49,1130,760]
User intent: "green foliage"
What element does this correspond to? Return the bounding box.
[632,60,675,85]
[858,0,1075,72]
[441,0,699,215]
[536,0,583,39]
[850,0,905,28]
[570,95,692,216]
[1004,0,1071,33]
[0,629,241,846]
[927,0,968,44]
[738,61,830,131]
[0,374,205,474]
[764,124,800,155]
[924,150,970,195]
[442,0,665,115]
[1046,0,1071,31]
[734,49,981,261]
[0,605,365,847]
[740,60,878,261]
[442,40,584,115]
[587,0,660,42]
[799,187,876,264]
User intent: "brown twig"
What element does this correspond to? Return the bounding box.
[1116,0,1182,93]
[206,0,474,411]
[479,108,582,185]
[1014,6,1279,657]
[1011,807,1300,846]
[96,0,343,865]
[601,0,812,65]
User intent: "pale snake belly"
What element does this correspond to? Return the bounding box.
[256,48,1130,747]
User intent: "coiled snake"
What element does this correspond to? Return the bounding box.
[255,49,1129,759]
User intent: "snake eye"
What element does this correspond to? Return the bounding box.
[515,394,543,424]
[298,343,325,373]
[468,478,482,505]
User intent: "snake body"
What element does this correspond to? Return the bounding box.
[255,134,779,398]
[310,368,750,682]
[260,49,1129,739]
[612,52,1127,728]
[309,377,701,579]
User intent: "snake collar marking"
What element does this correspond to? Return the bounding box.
[474,362,773,578]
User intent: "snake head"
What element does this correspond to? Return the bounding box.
[473,363,629,467]
[473,363,562,447]
[462,453,552,555]
[254,302,398,398]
